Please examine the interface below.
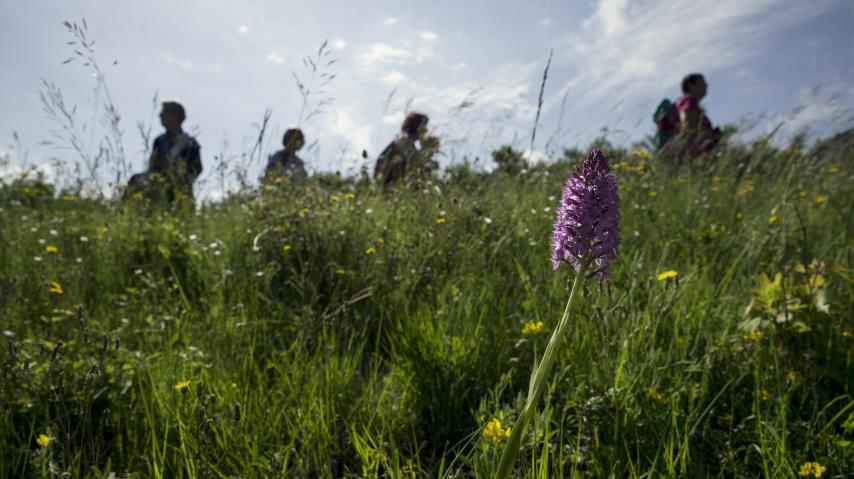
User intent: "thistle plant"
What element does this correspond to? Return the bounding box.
[496,149,620,478]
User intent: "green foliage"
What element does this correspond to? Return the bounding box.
[0,141,852,477]
[492,146,526,176]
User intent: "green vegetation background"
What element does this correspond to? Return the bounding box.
[1,137,852,478]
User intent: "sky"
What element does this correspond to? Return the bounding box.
[1,0,853,198]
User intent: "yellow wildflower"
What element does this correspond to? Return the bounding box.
[799,461,826,477]
[335,268,346,276]
[842,331,852,338]
[649,391,665,403]
[648,191,657,197]
[743,330,763,342]
[830,166,840,174]
[49,282,64,295]
[133,192,143,201]
[521,320,545,336]
[376,237,385,245]
[482,418,511,444]
[736,212,743,220]
[786,371,804,385]
[736,180,754,197]
[344,193,355,200]
[282,244,292,253]
[45,245,58,253]
[436,217,446,224]
[814,195,827,205]
[330,195,340,202]
[36,434,52,447]
[299,208,310,218]
[657,270,678,281]
[757,389,771,402]
[366,247,376,255]
[174,379,191,392]
[632,149,650,159]
[768,216,779,225]
[62,195,77,201]
[798,191,807,199]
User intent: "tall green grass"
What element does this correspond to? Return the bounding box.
[1,140,852,477]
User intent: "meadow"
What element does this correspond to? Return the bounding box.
[1,135,853,478]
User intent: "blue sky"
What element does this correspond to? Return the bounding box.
[1,0,852,197]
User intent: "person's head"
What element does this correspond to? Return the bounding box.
[401,112,429,139]
[282,128,305,152]
[160,101,186,132]
[681,73,707,99]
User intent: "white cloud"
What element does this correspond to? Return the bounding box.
[558,0,840,102]
[264,50,286,65]
[382,113,403,125]
[355,43,412,67]
[159,52,194,70]
[380,70,410,86]
[324,109,373,159]
[383,17,399,26]
[332,38,347,50]
[420,30,438,42]
[767,86,852,146]
[450,62,466,71]
[540,18,552,27]
[237,24,249,34]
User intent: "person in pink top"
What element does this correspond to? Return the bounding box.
[674,73,722,156]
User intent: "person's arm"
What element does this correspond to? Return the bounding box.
[148,137,161,172]
[187,142,202,180]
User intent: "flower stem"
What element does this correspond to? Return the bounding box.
[495,262,588,479]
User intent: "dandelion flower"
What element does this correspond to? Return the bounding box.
[282,244,292,253]
[45,245,58,253]
[49,282,64,295]
[174,379,191,392]
[657,270,678,281]
[648,191,657,197]
[335,268,346,276]
[551,149,620,279]
[843,331,852,338]
[36,434,51,447]
[330,195,340,202]
[366,247,376,255]
[814,195,827,205]
[344,193,355,200]
[521,320,545,336]
[768,216,779,224]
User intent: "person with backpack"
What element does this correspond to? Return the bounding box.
[126,100,203,204]
[374,112,439,192]
[653,73,722,157]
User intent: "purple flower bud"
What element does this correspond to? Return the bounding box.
[551,149,620,279]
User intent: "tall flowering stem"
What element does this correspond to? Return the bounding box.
[496,149,619,478]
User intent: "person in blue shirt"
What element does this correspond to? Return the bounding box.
[263,127,307,184]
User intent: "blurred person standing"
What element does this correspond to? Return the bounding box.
[263,127,307,185]
[374,112,439,193]
[127,100,202,204]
